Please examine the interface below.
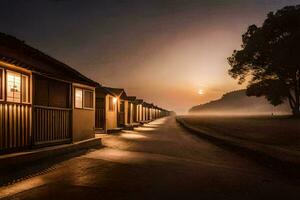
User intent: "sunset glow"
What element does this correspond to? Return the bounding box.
[1,0,296,113]
[198,89,204,95]
[1,1,300,199]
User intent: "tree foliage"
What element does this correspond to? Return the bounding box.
[228,5,300,116]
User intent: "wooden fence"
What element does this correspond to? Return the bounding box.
[0,103,31,152]
[33,106,71,145]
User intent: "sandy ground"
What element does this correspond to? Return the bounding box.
[1,117,300,200]
[180,115,300,150]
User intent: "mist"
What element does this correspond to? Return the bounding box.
[189,89,291,116]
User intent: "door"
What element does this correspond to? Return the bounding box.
[118,100,125,126]
[95,97,105,129]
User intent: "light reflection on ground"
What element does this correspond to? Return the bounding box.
[0,177,45,199]
[134,127,156,131]
[83,148,146,164]
[150,118,167,125]
[120,133,148,139]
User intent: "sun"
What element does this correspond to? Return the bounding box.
[198,89,204,95]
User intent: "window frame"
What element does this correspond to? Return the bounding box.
[74,87,94,110]
[5,70,31,104]
[21,74,30,103]
[6,70,22,103]
[83,89,94,109]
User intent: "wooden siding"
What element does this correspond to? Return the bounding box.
[95,108,105,129]
[33,106,71,145]
[118,112,125,126]
[0,103,31,151]
[127,103,131,124]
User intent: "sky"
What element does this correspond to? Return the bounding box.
[1,0,300,113]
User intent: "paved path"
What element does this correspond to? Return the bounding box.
[1,117,299,200]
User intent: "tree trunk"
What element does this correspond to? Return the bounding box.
[292,70,300,117]
[292,108,300,117]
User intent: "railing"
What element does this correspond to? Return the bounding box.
[33,106,71,145]
[0,103,31,152]
[95,108,105,129]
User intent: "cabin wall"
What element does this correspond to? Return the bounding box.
[0,103,32,151]
[95,97,105,129]
[143,107,147,121]
[72,84,95,142]
[136,105,141,122]
[146,108,150,121]
[139,105,143,121]
[0,64,32,152]
[150,108,152,119]
[73,108,94,141]
[132,103,137,123]
[106,94,118,130]
[33,74,72,145]
[129,103,134,124]
[124,100,129,125]
[142,107,145,121]
[127,102,134,125]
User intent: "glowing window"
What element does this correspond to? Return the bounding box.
[75,88,83,108]
[6,71,21,103]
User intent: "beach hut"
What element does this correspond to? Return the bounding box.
[134,99,143,123]
[125,96,137,126]
[95,86,127,132]
[0,33,97,153]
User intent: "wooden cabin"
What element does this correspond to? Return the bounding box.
[95,86,127,132]
[125,96,137,126]
[154,106,160,119]
[135,99,143,123]
[148,103,154,121]
[142,102,151,122]
[142,102,146,122]
[152,105,157,120]
[0,33,97,153]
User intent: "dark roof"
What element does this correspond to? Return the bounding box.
[142,102,152,107]
[102,87,125,97]
[135,99,143,104]
[0,33,98,87]
[126,96,136,101]
[96,86,115,96]
[147,103,154,108]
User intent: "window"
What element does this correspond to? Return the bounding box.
[6,71,21,103]
[75,88,83,108]
[0,68,3,100]
[35,75,70,108]
[49,79,69,108]
[109,96,115,111]
[22,75,29,103]
[75,88,94,109]
[83,90,93,109]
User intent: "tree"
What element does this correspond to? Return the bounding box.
[228,5,300,116]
